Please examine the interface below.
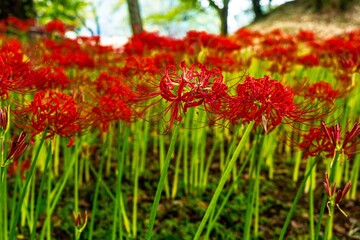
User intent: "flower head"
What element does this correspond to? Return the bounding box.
[3,132,28,167]
[154,61,228,133]
[225,76,297,132]
[300,121,360,163]
[303,81,339,103]
[15,90,88,146]
[323,172,352,217]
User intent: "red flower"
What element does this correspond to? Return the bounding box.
[323,172,352,217]
[6,132,28,163]
[300,121,360,161]
[92,95,133,131]
[152,61,228,133]
[303,81,339,103]
[225,76,297,132]
[297,53,319,67]
[299,126,332,158]
[44,19,67,35]
[15,90,84,146]
[5,17,34,31]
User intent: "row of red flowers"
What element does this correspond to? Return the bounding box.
[0,18,358,158]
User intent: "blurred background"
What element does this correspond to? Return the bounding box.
[0,0,358,45]
[0,0,292,44]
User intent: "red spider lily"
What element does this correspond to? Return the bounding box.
[300,121,360,161]
[43,51,95,69]
[303,81,339,103]
[15,90,84,146]
[123,31,185,56]
[299,127,332,158]
[297,53,319,67]
[92,95,133,131]
[73,210,89,236]
[185,31,239,53]
[0,106,9,136]
[38,66,70,90]
[225,76,297,133]
[0,56,32,99]
[204,56,237,72]
[110,56,158,79]
[95,72,135,101]
[296,30,316,42]
[233,28,261,46]
[73,210,88,228]
[0,39,50,96]
[151,61,228,133]
[323,172,352,217]
[44,19,67,35]
[5,17,35,31]
[5,132,28,164]
[321,121,360,163]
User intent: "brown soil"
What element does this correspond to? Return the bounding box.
[247,0,360,38]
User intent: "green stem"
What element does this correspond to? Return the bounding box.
[279,157,318,240]
[323,208,334,240]
[74,139,79,237]
[30,147,52,240]
[193,121,254,240]
[88,132,109,240]
[145,124,180,240]
[205,147,253,239]
[171,134,184,199]
[9,127,48,240]
[314,153,339,240]
[46,143,52,240]
[309,158,315,240]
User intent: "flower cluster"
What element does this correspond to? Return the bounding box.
[15,90,86,146]
[151,61,228,132]
[300,121,360,162]
[225,76,297,132]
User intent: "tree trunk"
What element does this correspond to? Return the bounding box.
[315,0,323,11]
[126,0,143,35]
[252,0,264,20]
[208,0,229,36]
[0,0,35,19]
[220,0,229,36]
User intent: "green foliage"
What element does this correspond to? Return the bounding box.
[145,0,203,24]
[34,0,88,27]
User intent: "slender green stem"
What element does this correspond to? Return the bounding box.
[74,139,79,238]
[309,158,315,240]
[145,124,180,240]
[171,135,184,199]
[243,130,263,240]
[193,121,254,240]
[314,154,339,240]
[46,143,52,240]
[279,157,318,240]
[9,127,48,240]
[0,136,5,240]
[205,147,253,239]
[323,208,334,240]
[30,147,52,240]
[88,132,109,240]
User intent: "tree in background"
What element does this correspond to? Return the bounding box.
[127,0,143,34]
[0,0,89,32]
[0,0,35,19]
[207,0,230,35]
[305,0,356,11]
[252,0,264,20]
